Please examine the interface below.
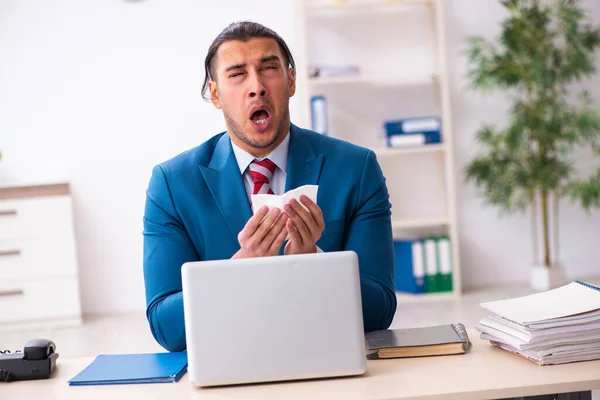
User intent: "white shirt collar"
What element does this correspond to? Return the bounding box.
[230,131,290,175]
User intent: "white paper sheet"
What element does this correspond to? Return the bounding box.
[251,185,319,214]
[479,282,600,325]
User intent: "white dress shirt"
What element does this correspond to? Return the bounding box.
[230,131,323,253]
[231,131,290,201]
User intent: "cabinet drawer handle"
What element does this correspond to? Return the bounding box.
[0,289,24,297]
[0,249,21,257]
[0,209,17,217]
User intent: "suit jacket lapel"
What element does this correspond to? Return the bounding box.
[285,124,324,192]
[199,134,251,246]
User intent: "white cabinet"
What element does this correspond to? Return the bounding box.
[0,183,82,329]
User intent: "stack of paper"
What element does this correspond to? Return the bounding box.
[475,281,600,365]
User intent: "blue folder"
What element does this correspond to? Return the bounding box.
[386,131,441,148]
[394,239,426,294]
[68,352,187,386]
[384,116,441,135]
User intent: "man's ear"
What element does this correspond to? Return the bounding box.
[208,80,221,109]
[288,68,296,97]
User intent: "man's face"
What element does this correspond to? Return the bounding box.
[208,37,296,157]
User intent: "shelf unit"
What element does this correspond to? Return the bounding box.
[304,0,435,13]
[396,291,456,303]
[306,73,438,87]
[375,143,446,157]
[293,0,461,300]
[391,216,449,230]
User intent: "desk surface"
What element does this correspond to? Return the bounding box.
[4,330,600,400]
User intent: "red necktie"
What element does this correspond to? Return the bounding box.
[249,158,277,195]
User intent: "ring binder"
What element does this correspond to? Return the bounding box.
[310,95,328,136]
[575,281,600,292]
[365,323,472,359]
[451,323,473,353]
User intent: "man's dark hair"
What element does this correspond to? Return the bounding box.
[201,21,296,101]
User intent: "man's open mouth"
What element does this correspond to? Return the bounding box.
[251,109,269,124]
[249,107,272,131]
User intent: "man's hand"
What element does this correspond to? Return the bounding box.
[232,206,289,259]
[284,195,325,255]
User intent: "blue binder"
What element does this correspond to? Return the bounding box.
[384,116,441,135]
[310,95,328,135]
[394,240,426,294]
[68,352,187,385]
[384,116,442,148]
[386,131,441,148]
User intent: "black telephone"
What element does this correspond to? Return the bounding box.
[0,339,58,382]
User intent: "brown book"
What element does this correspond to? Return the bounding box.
[365,323,472,359]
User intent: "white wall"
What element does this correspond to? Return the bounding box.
[0,0,598,315]
[0,0,296,314]
[445,0,600,287]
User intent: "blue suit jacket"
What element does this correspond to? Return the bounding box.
[143,124,397,352]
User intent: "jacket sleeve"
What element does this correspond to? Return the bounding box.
[143,165,199,351]
[345,150,397,331]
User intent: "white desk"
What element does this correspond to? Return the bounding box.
[3,331,600,400]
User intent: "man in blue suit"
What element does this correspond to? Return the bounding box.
[143,21,397,352]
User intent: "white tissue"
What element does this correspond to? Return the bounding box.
[251,185,319,214]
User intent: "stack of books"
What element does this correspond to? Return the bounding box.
[475,281,600,365]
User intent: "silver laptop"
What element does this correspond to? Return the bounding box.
[181,251,367,387]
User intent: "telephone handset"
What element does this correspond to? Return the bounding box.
[23,339,56,360]
[0,339,58,382]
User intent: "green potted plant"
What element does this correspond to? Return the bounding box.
[464,0,600,290]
